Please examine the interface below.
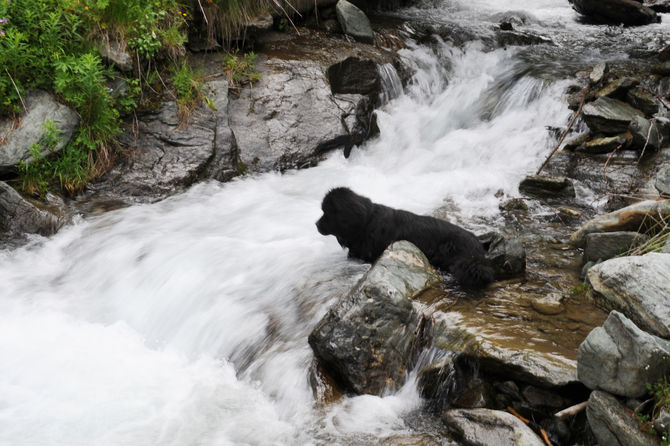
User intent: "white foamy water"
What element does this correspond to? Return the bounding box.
[1,1,666,444]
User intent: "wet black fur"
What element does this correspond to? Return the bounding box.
[316,187,494,287]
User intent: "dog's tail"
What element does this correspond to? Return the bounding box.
[450,256,495,288]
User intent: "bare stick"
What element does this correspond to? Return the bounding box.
[5,68,27,112]
[637,118,657,164]
[602,143,623,188]
[536,88,590,175]
[197,0,209,26]
[555,401,588,420]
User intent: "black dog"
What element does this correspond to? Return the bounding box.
[316,187,494,287]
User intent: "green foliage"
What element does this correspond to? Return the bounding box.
[223,51,260,90]
[172,60,203,116]
[569,282,591,298]
[17,120,62,197]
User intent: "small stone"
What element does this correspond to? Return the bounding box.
[590,62,608,85]
[531,293,565,315]
[595,77,639,100]
[563,132,590,151]
[519,175,576,200]
[577,134,630,154]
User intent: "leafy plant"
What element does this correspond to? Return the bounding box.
[171,60,203,120]
[223,50,260,90]
[17,120,62,197]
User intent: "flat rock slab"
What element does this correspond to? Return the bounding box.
[443,409,544,446]
[587,391,658,446]
[309,241,442,395]
[582,97,645,135]
[571,199,670,247]
[519,175,575,200]
[578,311,670,398]
[0,90,79,175]
[584,231,648,263]
[587,253,670,338]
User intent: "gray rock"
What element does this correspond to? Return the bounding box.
[99,41,133,72]
[629,116,664,153]
[582,97,645,135]
[431,314,578,388]
[0,90,79,175]
[572,0,660,26]
[590,62,608,85]
[652,61,670,76]
[519,175,575,200]
[584,231,649,263]
[202,80,240,182]
[229,56,374,172]
[626,88,660,117]
[443,409,544,446]
[587,253,670,338]
[578,311,670,398]
[587,391,657,446]
[648,0,670,13]
[563,132,591,151]
[327,57,380,95]
[479,232,526,279]
[336,0,374,44]
[571,199,670,247]
[577,134,630,154]
[654,409,670,434]
[658,166,670,197]
[595,77,639,100]
[308,241,442,395]
[0,181,62,236]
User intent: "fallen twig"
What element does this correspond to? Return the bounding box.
[555,401,588,420]
[507,406,530,424]
[602,143,624,188]
[5,68,27,112]
[536,88,590,175]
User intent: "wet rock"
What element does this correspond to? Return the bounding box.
[626,88,660,117]
[531,293,565,315]
[336,0,374,44]
[661,44,670,61]
[628,116,664,153]
[587,253,670,338]
[563,132,590,151]
[499,198,528,212]
[308,241,442,395]
[327,57,380,95]
[594,77,639,100]
[443,409,544,446]
[656,166,670,197]
[0,90,79,176]
[581,97,645,135]
[647,0,670,12]
[419,356,494,409]
[99,41,133,72]
[557,205,583,220]
[652,61,670,76]
[521,385,566,412]
[572,0,660,26]
[590,62,608,85]
[229,56,375,172]
[654,409,670,434]
[587,391,657,446]
[576,133,630,154]
[96,82,237,199]
[519,175,576,201]
[431,314,578,388]
[479,232,526,279]
[584,231,649,263]
[570,199,670,247]
[0,181,63,236]
[495,30,552,47]
[578,311,670,398]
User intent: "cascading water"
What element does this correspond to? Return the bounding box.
[1,1,668,445]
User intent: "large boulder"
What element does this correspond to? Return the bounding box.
[308,241,442,395]
[578,311,670,398]
[572,0,660,26]
[0,90,79,176]
[570,199,670,247]
[586,391,658,446]
[0,181,62,236]
[587,253,670,338]
[443,409,544,446]
[229,56,375,172]
[581,97,645,135]
[336,0,374,44]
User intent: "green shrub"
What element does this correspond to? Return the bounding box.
[17,120,61,197]
[223,50,260,90]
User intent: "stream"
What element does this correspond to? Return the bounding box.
[1,1,669,445]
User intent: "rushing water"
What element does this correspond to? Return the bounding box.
[1,1,669,445]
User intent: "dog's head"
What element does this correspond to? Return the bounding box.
[316,187,372,243]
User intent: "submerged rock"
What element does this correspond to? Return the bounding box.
[581,97,645,135]
[571,199,670,247]
[587,253,670,338]
[578,311,670,398]
[0,90,79,176]
[443,408,544,446]
[584,231,648,262]
[336,0,374,44]
[308,241,442,395]
[0,181,62,236]
[572,0,660,26]
[587,391,657,446]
